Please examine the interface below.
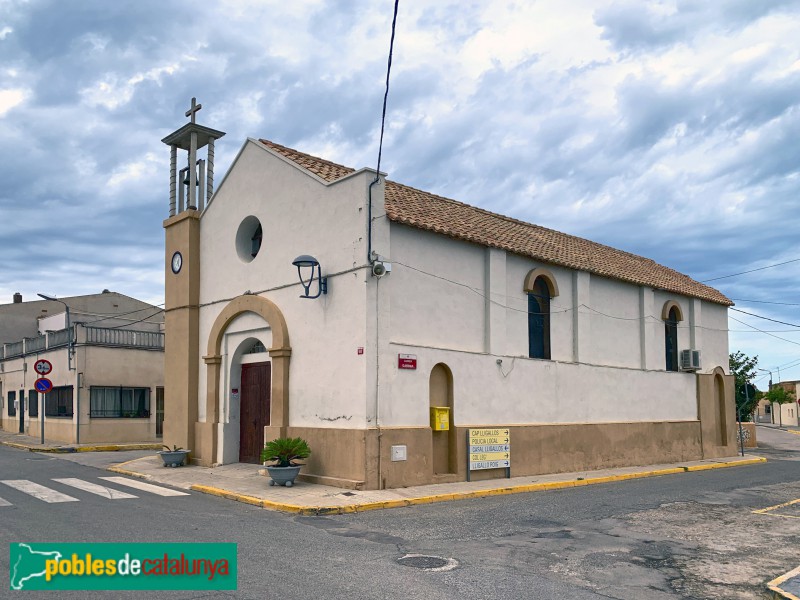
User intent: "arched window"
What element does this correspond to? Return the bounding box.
[664,306,679,371]
[528,277,551,359]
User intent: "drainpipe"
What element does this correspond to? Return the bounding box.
[368,174,384,488]
[375,274,383,489]
[367,175,380,264]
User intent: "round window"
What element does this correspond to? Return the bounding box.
[235,216,263,263]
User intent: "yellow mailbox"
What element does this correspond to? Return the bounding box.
[430,406,450,431]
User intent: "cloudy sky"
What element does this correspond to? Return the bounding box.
[1,0,799,386]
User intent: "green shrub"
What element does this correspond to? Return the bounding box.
[261,437,311,467]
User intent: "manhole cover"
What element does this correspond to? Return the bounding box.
[397,554,458,572]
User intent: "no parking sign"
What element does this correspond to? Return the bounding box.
[34,378,53,394]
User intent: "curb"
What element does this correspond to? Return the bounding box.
[0,441,161,453]
[187,456,767,516]
[767,565,800,600]
[106,457,158,481]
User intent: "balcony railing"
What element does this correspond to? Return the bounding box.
[84,326,164,349]
[47,327,73,349]
[4,341,23,358]
[25,335,46,353]
[1,325,163,359]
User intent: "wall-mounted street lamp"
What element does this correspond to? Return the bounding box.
[37,293,75,371]
[292,255,327,299]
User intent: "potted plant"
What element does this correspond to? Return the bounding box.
[261,437,310,487]
[158,444,190,468]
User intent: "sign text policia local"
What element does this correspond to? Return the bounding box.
[468,428,511,477]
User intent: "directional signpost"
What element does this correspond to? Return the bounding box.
[467,428,511,481]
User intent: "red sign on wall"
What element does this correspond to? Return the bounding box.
[398,354,417,370]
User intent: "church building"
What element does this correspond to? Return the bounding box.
[162,101,736,490]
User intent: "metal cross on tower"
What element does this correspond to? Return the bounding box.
[185,97,202,124]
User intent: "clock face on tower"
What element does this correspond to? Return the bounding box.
[171,251,183,274]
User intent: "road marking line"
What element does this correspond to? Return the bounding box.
[757,512,800,520]
[767,564,800,600]
[1,480,79,503]
[99,477,189,497]
[753,498,800,514]
[0,496,11,507]
[52,478,138,500]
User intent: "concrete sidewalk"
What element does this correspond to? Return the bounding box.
[108,452,767,516]
[0,427,772,515]
[0,429,161,453]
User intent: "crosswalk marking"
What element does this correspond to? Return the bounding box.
[1,480,79,503]
[99,477,189,497]
[52,478,138,500]
[0,496,11,507]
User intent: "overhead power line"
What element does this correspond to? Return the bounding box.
[731,298,800,306]
[729,316,800,348]
[702,257,800,282]
[730,307,800,328]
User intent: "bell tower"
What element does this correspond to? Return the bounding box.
[161,98,225,461]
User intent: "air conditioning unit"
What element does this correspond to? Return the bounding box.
[680,349,701,371]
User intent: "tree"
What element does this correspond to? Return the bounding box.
[729,351,760,421]
[763,386,796,427]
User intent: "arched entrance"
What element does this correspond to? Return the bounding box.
[429,363,456,475]
[221,336,272,464]
[714,373,727,446]
[200,294,291,466]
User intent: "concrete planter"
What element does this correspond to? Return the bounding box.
[158,450,190,468]
[266,465,302,487]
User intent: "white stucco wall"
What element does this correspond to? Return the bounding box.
[585,276,641,368]
[197,140,370,431]
[191,139,730,438]
[699,302,730,372]
[380,343,698,427]
[387,225,487,353]
[379,220,729,428]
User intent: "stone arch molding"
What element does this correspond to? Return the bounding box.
[202,294,291,464]
[661,300,684,322]
[523,267,559,297]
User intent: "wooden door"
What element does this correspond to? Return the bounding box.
[239,362,271,463]
[155,387,164,437]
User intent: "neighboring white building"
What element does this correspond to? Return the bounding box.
[756,381,800,427]
[0,292,165,444]
[162,107,737,490]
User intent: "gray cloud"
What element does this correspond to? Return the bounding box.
[1,0,799,376]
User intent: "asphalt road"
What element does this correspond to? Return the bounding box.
[1,427,798,599]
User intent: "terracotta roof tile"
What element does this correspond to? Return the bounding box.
[258,139,732,306]
[260,139,355,182]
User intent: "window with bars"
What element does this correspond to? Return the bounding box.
[45,386,73,418]
[89,387,150,418]
[7,391,16,417]
[28,390,38,417]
